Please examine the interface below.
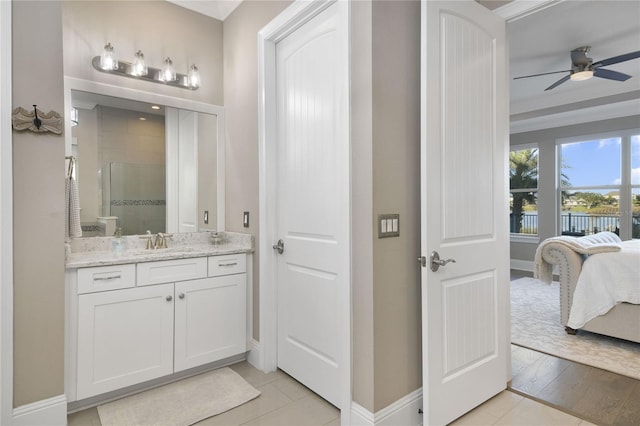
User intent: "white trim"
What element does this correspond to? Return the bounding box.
[0,1,13,424]
[494,0,563,21]
[12,395,67,426]
[510,259,535,273]
[510,234,540,244]
[350,389,423,426]
[246,339,263,371]
[258,0,352,423]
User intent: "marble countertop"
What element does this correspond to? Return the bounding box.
[66,231,253,269]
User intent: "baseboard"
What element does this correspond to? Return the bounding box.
[510,259,534,272]
[351,388,423,426]
[13,394,67,426]
[247,339,263,371]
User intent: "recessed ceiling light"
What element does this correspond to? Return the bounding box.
[139,117,147,121]
[151,105,161,110]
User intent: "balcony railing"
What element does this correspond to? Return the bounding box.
[510,212,640,237]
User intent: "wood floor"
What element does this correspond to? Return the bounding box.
[510,345,640,426]
[509,270,640,426]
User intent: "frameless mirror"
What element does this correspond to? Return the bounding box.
[67,85,224,237]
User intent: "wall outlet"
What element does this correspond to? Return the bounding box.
[243,211,250,228]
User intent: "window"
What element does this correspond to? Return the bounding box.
[558,131,639,239]
[510,147,538,236]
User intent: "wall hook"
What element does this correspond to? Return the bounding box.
[11,106,63,135]
[32,105,42,130]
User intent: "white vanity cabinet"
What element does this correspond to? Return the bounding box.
[70,254,247,401]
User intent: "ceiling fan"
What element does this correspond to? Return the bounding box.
[514,46,640,91]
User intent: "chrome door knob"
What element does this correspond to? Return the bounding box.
[430,251,456,272]
[166,295,173,302]
[178,293,185,299]
[273,239,285,254]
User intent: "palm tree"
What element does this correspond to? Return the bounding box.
[510,149,538,233]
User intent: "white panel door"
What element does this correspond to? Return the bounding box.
[421,2,509,424]
[76,284,174,399]
[174,275,247,372]
[274,2,348,409]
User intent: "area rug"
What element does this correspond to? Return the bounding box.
[511,277,640,380]
[97,367,261,426]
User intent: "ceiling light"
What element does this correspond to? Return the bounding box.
[151,105,161,110]
[570,70,594,81]
[99,42,118,71]
[131,50,148,77]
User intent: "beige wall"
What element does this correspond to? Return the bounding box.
[371,0,422,410]
[12,1,66,407]
[223,0,293,341]
[62,1,223,106]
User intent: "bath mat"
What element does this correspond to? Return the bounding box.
[97,367,261,425]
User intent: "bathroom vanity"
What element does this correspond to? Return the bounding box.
[64,232,253,405]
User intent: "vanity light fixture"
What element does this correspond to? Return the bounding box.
[131,50,148,77]
[188,64,200,89]
[92,42,200,90]
[99,42,118,71]
[159,57,177,82]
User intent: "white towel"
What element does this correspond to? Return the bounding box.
[65,175,82,240]
[534,231,622,283]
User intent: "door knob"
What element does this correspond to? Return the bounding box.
[273,239,284,254]
[166,295,173,302]
[430,251,456,272]
[178,293,185,299]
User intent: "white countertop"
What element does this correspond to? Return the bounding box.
[66,232,253,269]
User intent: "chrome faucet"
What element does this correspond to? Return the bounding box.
[154,232,172,249]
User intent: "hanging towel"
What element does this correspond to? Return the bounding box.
[65,174,82,240]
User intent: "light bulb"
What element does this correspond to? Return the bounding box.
[159,57,176,82]
[100,42,118,71]
[570,70,594,81]
[188,64,200,89]
[131,50,148,77]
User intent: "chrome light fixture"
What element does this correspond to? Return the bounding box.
[99,42,118,71]
[188,64,200,89]
[91,42,200,90]
[159,57,177,82]
[131,50,148,77]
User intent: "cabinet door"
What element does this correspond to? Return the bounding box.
[77,284,175,399]
[174,275,247,372]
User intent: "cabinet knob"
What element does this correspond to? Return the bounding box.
[166,295,173,302]
[178,293,185,299]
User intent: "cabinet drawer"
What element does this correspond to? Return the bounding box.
[137,257,207,286]
[77,264,136,294]
[208,254,246,276]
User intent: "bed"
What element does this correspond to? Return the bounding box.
[535,232,640,343]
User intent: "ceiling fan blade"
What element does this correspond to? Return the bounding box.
[593,50,640,68]
[514,70,570,80]
[544,75,570,91]
[594,67,632,81]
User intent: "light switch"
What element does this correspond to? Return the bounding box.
[378,214,400,238]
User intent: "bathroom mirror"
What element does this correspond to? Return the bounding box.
[65,77,225,237]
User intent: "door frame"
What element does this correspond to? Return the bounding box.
[0,1,13,423]
[257,0,352,419]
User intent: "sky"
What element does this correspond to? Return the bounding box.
[560,135,640,191]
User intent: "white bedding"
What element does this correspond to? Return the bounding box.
[568,239,640,329]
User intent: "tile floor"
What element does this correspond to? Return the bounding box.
[69,360,590,426]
